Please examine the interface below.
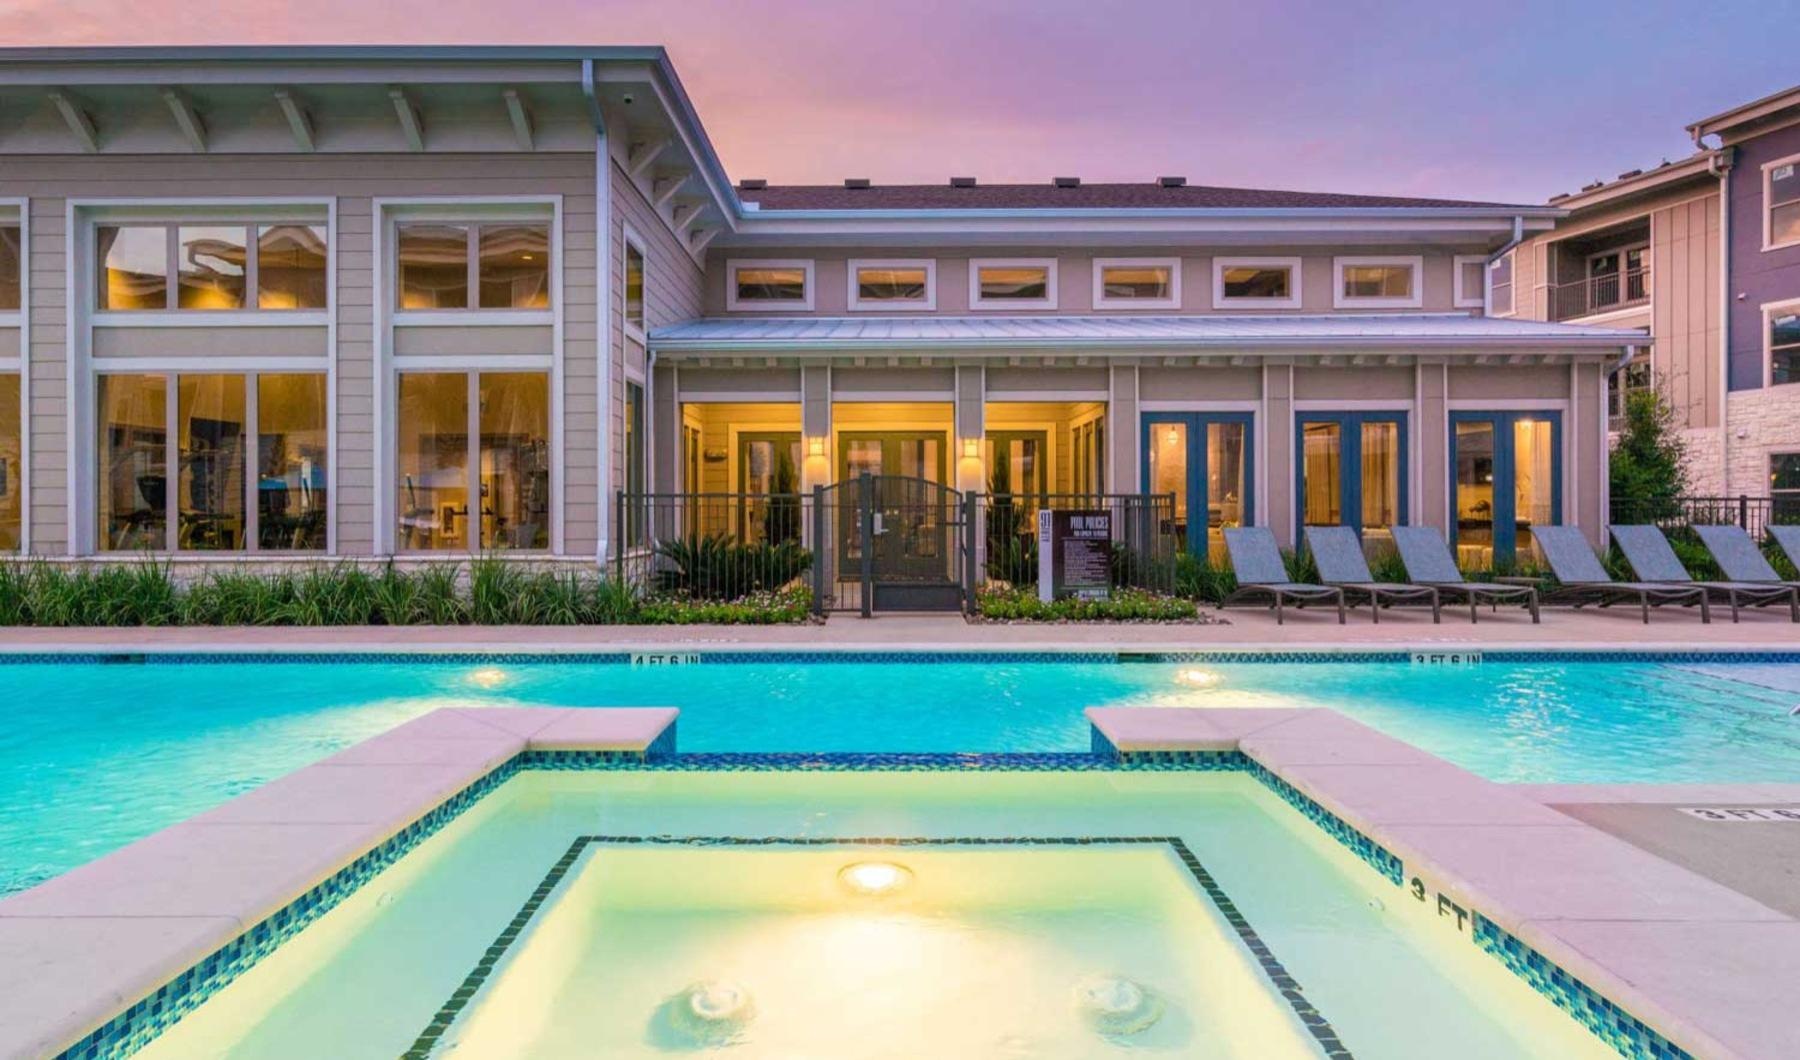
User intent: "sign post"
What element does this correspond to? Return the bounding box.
[1038,509,1113,603]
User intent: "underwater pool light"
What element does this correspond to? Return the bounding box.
[468,666,509,689]
[1173,668,1221,689]
[838,860,913,897]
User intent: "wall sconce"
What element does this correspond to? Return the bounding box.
[962,438,980,459]
[808,436,826,457]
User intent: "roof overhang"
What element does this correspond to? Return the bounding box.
[1688,83,1800,146]
[1547,153,1720,215]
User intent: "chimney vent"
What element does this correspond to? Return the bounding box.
[738,178,767,191]
[844,177,871,189]
[1158,176,1187,188]
[1053,176,1081,188]
[949,176,977,188]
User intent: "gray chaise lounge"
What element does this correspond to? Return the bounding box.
[1616,525,1798,623]
[1303,525,1439,623]
[1769,525,1800,574]
[1221,526,1345,624]
[1391,526,1539,623]
[1535,525,1710,623]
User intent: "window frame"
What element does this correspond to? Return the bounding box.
[725,258,815,312]
[1765,296,1800,389]
[968,257,1059,311]
[1091,257,1181,311]
[1771,453,1800,506]
[1763,152,1800,253]
[1212,256,1302,310]
[0,201,23,552]
[1333,255,1424,310]
[392,217,555,316]
[845,258,937,312]
[1293,410,1411,543]
[623,225,648,343]
[1452,254,1487,309]
[94,219,330,317]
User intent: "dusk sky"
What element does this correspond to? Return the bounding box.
[3,0,1796,204]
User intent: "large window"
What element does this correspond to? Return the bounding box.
[969,259,1057,310]
[396,222,550,311]
[0,373,19,550]
[0,225,20,311]
[1143,413,1252,565]
[1767,156,1800,251]
[624,381,646,548]
[97,222,327,311]
[1769,303,1800,386]
[396,371,550,552]
[1773,453,1800,523]
[1093,258,1179,309]
[1213,258,1300,309]
[847,259,935,311]
[726,259,813,311]
[1297,413,1407,552]
[97,372,328,552]
[624,237,647,337]
[1451,411,1560,569]
[1334,256,1422,309]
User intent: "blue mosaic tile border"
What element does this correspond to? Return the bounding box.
[1243,761,1406,887]
[1473,915,1694,1060]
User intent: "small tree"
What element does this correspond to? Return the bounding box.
[1609,384,1689,520]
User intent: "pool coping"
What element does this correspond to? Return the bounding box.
[2,706,1794,1060]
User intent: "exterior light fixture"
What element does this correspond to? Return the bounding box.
[963,438,980,459]
[808,436,826,457]
[838,860,912,897]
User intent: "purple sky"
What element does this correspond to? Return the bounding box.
[3,0,1795,203]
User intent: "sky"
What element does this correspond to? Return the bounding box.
[2,0,1796,204]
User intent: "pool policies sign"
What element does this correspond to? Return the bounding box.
[1038,509,1113,603]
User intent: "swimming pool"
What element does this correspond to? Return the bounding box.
[2,652,1797,896]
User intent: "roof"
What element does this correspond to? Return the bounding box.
[650,313,1644,352]
[738,182,1529,212]
[1545,151,1717,212]
[1688,83,1800,145]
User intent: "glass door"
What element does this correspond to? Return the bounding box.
[1141,413,1253,565]
[836,431,949,580]
[737,432,801,543]
[985,429,1047,551]
[1450,411,1561,570]
[1296,412,1407,554]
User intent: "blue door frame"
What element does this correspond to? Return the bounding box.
[1448,411,1562,565]
[1140,412,1255,560]
[1293,411,1409,541]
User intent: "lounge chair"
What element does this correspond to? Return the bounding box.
[1770,525,1800,573]
[1534,525,1710,623]
[1616,525,1797,623]
[1391,526,1540,623]
[1303,525,1439,623]
[1221,526,1345,624]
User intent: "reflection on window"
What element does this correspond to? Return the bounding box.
[625,242,646,332]
[1206,422,1246,566]
[1221,266,1290,299]
[1514,418,1554,563]
[1101,264,1172,300]
[1772,311,1800,386]
[1301,422,1342,526]
[176,375,247,549]
[977,266,1049,301]
[98,226,169,310]
[0,226,19,312]
[1771,162,1800,247]
[1361,421,1400,544]
[478,225,550,309]
[257,224,328,309]
[398,224,470,309]
[734,267,807,302]
[0,373,18,550]
[397,372,470,551]
[1148,421,1188,554]
[257,374,328,551]
[479,372,550,549]
[1454,420,1496,568]
[1489,254,1514,315]
[176,226,247,310]
[1772,453,1800,523]
[856,266,928,301]
[98,374,168,550]
[1342,264,1413,299]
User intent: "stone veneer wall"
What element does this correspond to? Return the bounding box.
[1722,388,1800,495]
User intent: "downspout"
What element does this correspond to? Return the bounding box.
[582,59,614,563]
[1708,147,1733,494]
[1483,215,1527,315]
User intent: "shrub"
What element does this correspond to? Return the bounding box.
[1173,553,1237,603]
[653,534,811,600]
[975,584,1197,622]
[1609,384,1689,519]
[985,535,1038,584]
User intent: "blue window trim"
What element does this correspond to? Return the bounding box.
[1293,411,1409,541]
[1448,410,1563,565]
[1139,412,1255,560]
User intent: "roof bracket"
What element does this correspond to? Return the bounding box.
[160,88,206,152]
[387,86,424,151]
[501,88,534,151]
[628,137,670,181]
[273,89,315,151]
[689,225,720,254]
[47,88,98,152]
[672,202,702,234]
[652,172,690,211]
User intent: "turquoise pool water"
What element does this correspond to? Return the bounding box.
[1,654,1797,895]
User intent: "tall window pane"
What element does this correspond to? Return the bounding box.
[1207,422,1245,566]
[0,226,19,311]
[1772,311,1800,386]
[1454,421,1497,567]
[625,243,646,331]
[98,374,168,550]
[257,373,328,551]
[478,224,550,309]
[1301,422,1342,526]
[257,224,328,310]
[398,224,470,309]
[0,374,18,550]
[176,374,247,550]
[479,372,550,550]
[397,373,469,550]
[1771,162,1800,247]
[1148,421,1188,555]
[1514,418,1555,562]
[98,226,169,310]
[1360,421,1400,541]
[624,382,646,548]
[176,226,247,310]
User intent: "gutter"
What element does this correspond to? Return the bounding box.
[1710,148,1733,492]
[650,334,1639,355]
[582,59,614,563]
[1484,215,1527,314]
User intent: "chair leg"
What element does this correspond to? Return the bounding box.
[1469,594,1478,624]
[1371,590,1380,624]
[1430,590,1440,624]
[1699,591,1711,624]
[1640,591,1650,624]
[1528,591,1541,624]
[1275,592,1284,625]
[1335,589,1345,625]
[1729,590,1741,625]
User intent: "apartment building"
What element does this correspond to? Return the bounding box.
[0,46,1642,592]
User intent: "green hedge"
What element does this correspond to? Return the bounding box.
[976,585,1198,621]
[0,558,813,627]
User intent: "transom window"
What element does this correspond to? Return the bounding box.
[395,371,550,551]
[970,259,1057,310]
[396,222,551,311]
[96,222,328,312]
[847,259,935,310]
[96,371,328,553]
[1093,258,1179,309]
[1454,255,1486,309]
[1767,157,1800,250]
[1770,305,1800,386]
[726,259,813,311]
[1334,256,1422,308]
[0,224,19,312]
[1213,258,1300,309]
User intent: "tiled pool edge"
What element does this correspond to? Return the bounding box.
[13,705,1782,1060]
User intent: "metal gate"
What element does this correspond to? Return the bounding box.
[813,473,970,615]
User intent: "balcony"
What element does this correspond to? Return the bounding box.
[1550,267,1649,321]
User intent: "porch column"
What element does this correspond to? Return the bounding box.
[1417,361,1448,533]
[800,364,831,492]
[1107,364,1138,493]
[651,362,680,493]
[1263,363,1294,548]
[954,365,985,493]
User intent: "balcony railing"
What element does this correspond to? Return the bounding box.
[1551,267,1649,321]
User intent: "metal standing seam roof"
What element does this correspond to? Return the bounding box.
[649,314,1646,350]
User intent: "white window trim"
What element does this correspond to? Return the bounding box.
[846,258,937,312]
[1763,295,1800,389]
[1762,152,1800,252]
[1212,256,1302,310]
[622,224,649,344]
[726,258,814,312]
[969,257,1059,311]
[1092,257,1181,311]
[1452,254,1487,309]
[1333,255,1424,309]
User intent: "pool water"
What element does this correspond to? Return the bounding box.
[132,770,1615,1059]
[1,655,1797,895]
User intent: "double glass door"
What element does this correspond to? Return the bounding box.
[836,432,950,582]
[1297,413,1406,552]
[1451,412,1560,569]
[1142,413,1252,565]
[737,432,801,544]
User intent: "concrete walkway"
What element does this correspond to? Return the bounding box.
[1,601,1796,653]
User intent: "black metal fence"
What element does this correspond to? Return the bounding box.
[976,492,1179,596]
[1609,495,1800,540]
